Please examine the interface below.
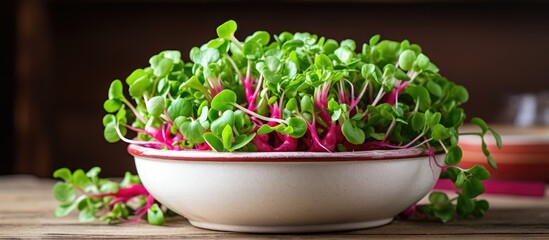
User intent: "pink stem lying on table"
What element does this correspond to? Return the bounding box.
[433,179,546,197]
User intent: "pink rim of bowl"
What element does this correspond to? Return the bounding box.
[127,144,436,162]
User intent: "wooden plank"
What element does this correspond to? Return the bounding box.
[1,175,548,239]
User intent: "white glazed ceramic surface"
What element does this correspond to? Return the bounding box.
[129,144,444,233]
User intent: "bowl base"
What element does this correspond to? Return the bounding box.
[188,218,393,233]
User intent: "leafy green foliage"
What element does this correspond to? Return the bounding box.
[52,167,176,225]
[93,19,502,224]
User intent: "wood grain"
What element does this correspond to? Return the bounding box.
[1,175,548,239]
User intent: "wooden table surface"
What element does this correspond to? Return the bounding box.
[1,175,548,239]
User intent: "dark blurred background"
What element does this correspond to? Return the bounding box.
[3,0,549,177]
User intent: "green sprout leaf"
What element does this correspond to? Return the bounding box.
[398,49,417,71]
[461,177,485,199]
[147,204,165,225]
[178,119,205,144]
[489,128,503,149]
[222,124,234,150]
[146,96,165,117]
[314,54,333,70]
[288,117,307,138]
[168,98,192,120]
[217,20,237,39]
[342,121,365,145]
[108,80,124,100]
[471,117,488,134]
[52,182,76,203]
[445,146,463,165]
[211,90,237,111]
[467,165,490,180]
[53,168,72,182]
[204,132,224,152]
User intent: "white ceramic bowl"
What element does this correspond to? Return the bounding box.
[129,144,444,233]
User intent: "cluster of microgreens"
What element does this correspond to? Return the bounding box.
[52,167,173,225]
[54,20,501,224]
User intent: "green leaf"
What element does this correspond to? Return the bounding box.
[103,99,122,113]
[445,146,463,165]
[126,69,148,85]
[100,181,119,194]
[108,80,124,100]
[334,47,353,64]
[210,110,235,136]
[487,155,497,170]
[153,58,174,78]
[129,76,151,98]
[456,195,476,217]
[203,132,224,152]
[147,203,165,225]
[72,169,91,188]
[86,167,101,178]
[168,98,192,120]
[222,124,233,150]
[434,204,455,223]
[472,199,490,218]
[340,39,356,51]
[416,53,430,70]
[103,123,121,143]
[146,96,165,117]
[265,56,281,73]
[450,85,469,103]
[323,39,339,54]
[300,95,314,114]
[229,133,256,151]
[480,140,491,159]
[121,172,141,187]
[398,49,417,71]
[467,165,490,180]
[282,39,304,52]
[471,117,488,134]
[211,89,237,111]
[161,50,182,64]
[455,171,465,188]
[394,69,410,81]
[426,82,443,97]
[286,98,298,111]
[243,41,262,60]
[489,128,503,149]
[405,85,431,111]
[247,31,270,46]
[207,38,226,49]
[342,121,365,145]
[79,208,96,222]
[179,75,208,96]
[411,112,426,132]
[179,120,205,144]
[429,191,449,204]
[217,20,237,39]
[314,54,333,70]
[361,64,376,79]
[288,117,307,138]
[369,34,380,46]
[462,177,485,198]
[54,202,77,217]
[257,124,275,135]
[53,168,72,182]
[53,182,76,203]
[431,124,451,141]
